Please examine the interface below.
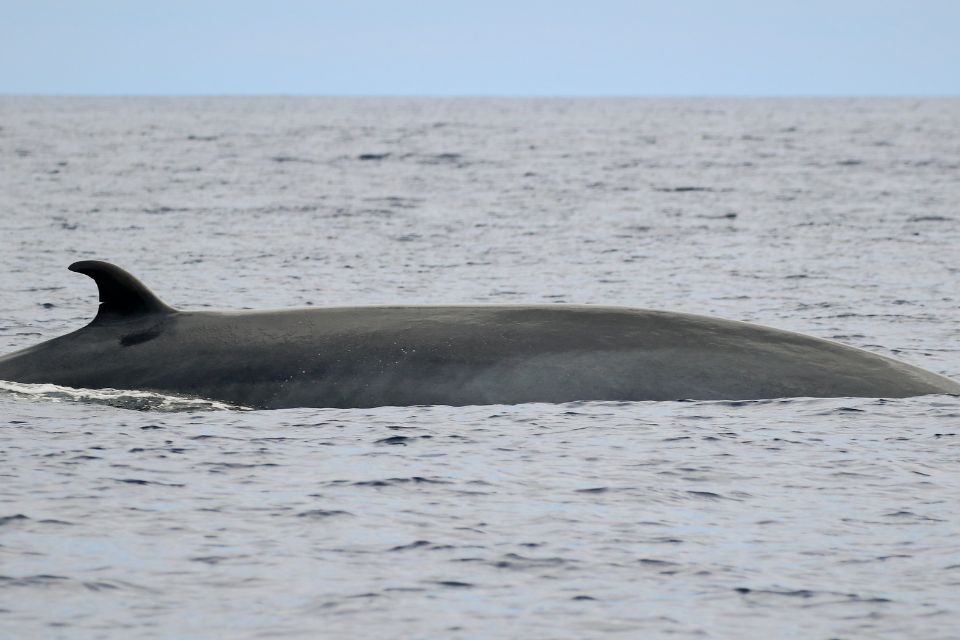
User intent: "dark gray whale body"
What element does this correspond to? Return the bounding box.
[1,261,958,409]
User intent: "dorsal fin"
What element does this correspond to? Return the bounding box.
[69,260,175,323]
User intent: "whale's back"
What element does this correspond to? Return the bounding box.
[1,262,958,409]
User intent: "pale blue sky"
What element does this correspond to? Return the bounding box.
[1,0,957,95]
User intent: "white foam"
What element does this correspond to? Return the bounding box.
[0,379,248,412]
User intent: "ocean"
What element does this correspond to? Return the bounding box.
[1,97,958,638]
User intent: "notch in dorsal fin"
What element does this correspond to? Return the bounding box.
[69,260,175,324]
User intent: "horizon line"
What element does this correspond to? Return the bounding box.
[2,93,959,99]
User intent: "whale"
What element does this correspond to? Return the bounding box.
[0,261,958,409]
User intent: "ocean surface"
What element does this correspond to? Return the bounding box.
[1,97,959,639]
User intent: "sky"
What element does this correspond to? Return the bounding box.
[1,0,958,96]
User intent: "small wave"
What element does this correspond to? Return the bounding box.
[0,380,247,412]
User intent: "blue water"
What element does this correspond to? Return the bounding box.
[1,97,959,638]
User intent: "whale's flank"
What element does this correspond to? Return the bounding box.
[0,262,958,409]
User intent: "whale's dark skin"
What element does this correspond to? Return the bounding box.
[0,261,958,409]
